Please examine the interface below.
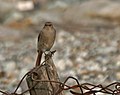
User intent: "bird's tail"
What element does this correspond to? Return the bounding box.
[35,51,43,67]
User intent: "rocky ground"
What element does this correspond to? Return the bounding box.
[0,0,120,95]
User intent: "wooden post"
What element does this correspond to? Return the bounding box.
[26,51,64,95]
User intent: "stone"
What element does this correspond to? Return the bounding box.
[56,60,66,71]
[16,1,34,11]
[0,54,5,61]
[116,72,120,80]
[4,61,16,72]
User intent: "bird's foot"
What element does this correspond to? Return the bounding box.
[43,50,56,56]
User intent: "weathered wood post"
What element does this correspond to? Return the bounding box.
[26,51,64,95]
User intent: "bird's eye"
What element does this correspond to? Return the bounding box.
[49,25,52,26]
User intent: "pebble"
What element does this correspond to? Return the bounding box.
[95,56,110,64]
[97,46,117,54]
[22,56,34,65]
[4,61,16,72]
[56,60,66,71]
[48,1,68,9]
[4,12,23,24]
[76,57,84,64]
[116,72,120,80]
[16,1,34,11]
[116,61,120,67]
[0,54,5,61]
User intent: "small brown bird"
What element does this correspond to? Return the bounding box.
[36,22,56,66]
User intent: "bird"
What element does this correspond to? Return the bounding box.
[36,22,56,66]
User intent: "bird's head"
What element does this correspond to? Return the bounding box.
[44,22,53,28]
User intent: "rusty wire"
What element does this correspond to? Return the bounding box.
[0,67,119,95]
[0,50,120,95]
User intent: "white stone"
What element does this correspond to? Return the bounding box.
[116,72,120,80]
[76,57,84,63]
[16,1,34,11]
[56,60,66,71]
[65,60,73,67]
[116,61,120,66]
[0,54,5,61]
[4,61,16,72]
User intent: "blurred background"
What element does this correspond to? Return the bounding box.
[0,0,120,94]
